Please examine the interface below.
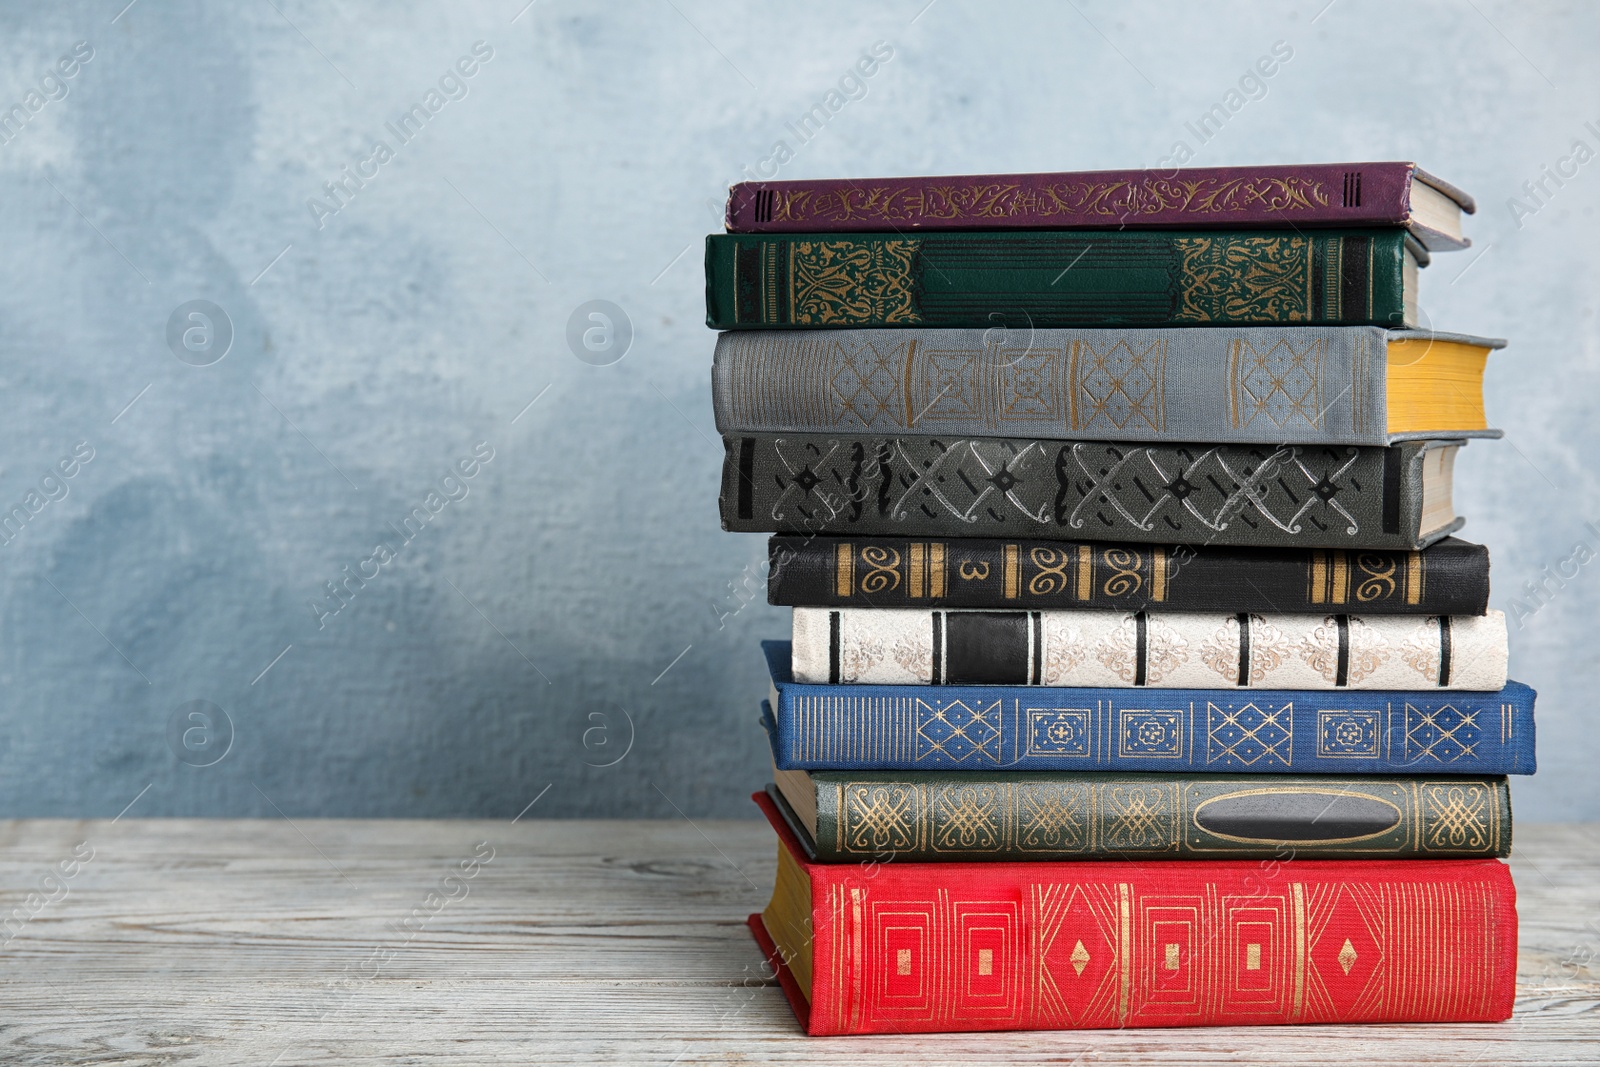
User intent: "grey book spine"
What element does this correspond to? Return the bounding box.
[714,325,1396,445]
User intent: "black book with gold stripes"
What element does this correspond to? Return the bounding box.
[768,535,1489,615]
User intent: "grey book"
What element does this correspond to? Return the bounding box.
[712,327,1504,446]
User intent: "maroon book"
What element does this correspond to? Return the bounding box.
[725,162,1474,250]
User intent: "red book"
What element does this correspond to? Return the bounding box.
[725,162,1474,250]
[749,792,1516,1035]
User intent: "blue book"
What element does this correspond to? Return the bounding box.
[761,640,1536,775]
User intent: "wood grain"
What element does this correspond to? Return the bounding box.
[0,818,1594,1065]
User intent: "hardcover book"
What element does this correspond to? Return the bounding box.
[764,765,1512,860]
[749,792,1517,1034]
[725,162,1475,250]
[767,535,1492,615]
[792,607,1507,690]
[722,433,1464,550]
[704,229,1422,330]
[760,641,1538,775]
[712,327,1503,446]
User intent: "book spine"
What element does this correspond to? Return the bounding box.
[792,607,1507,690]
[704,230,1409,330]
[780,800,1518,1033]
[767,536,1493,614]
[721,433,1442,551]
[725,162,1419,232]
[764,674,1538,774]
[805,772,1511,861]
[713,326,1393,445]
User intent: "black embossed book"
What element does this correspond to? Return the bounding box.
[721,433,1465,550]
[767,535,1491,614]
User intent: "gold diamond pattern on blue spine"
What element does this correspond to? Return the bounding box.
[914,699,1004,764]
[1206,701,1293,767]
[1403,703,1481,765]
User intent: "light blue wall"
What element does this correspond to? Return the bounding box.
[0,0,1594,819]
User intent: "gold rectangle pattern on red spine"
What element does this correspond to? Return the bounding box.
[798,849,1513,1032]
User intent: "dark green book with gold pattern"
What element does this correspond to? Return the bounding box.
[767,769,1510,862]
[705,229,1420,329]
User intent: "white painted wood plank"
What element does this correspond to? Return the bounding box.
[0,820,1592,1065]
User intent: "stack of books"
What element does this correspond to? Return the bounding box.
[703,163,1535,1034]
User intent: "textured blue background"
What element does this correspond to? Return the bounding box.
[0,0,1594,819]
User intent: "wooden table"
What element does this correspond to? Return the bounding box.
[0,819,1594,1065]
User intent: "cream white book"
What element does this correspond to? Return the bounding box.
[790,607,1507,691]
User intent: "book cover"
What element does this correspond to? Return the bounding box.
[767,535,1492,615]
[711,327,1503,446]
[721,433,1463,551]
[761,641,1538,775]
[765,765,1512,860]
[724,162,1474,250]
[792,607,1507,690]
[749,792,1517,1034]
[704,229,1415,330]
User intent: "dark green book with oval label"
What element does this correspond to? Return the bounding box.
[767,770,1509,861]
[705,229,1419,329]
